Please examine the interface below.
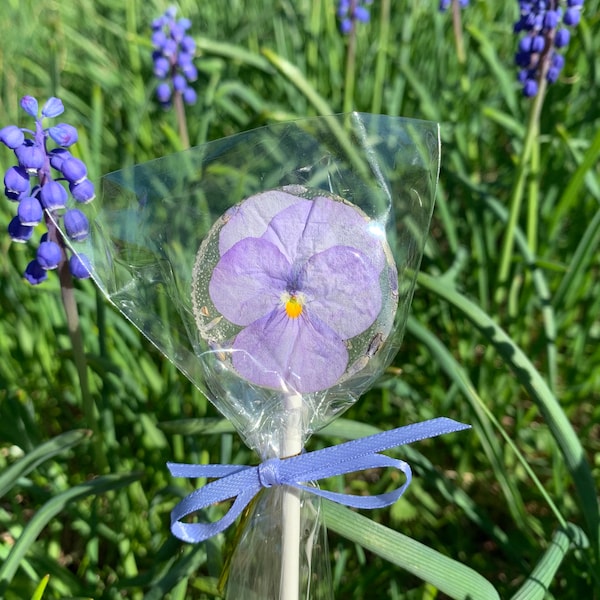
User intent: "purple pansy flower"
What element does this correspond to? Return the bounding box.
[208,190,389,394]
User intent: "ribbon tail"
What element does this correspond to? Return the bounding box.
[167,461,249,478]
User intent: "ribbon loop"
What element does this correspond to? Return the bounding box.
[168,417,470,543]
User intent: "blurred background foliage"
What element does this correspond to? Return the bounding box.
[0,0,599,598]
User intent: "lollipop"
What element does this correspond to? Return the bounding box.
[59,113,469,599]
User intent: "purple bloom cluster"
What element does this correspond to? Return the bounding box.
[337,0,373,34]
[514,0,584,96]
[1,96,93,284]
[439,0,469,10]
[151,7,197,107]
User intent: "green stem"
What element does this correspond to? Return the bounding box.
[497,76,547,295]
[451,0,470,93]
[371,0,390,115]
[342,1,358,114]
[52,226,107,473]
[451,0,466,66]
[174,91,191,150]
[527,133,540,254]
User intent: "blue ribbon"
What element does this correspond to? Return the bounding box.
[168,417,470,543]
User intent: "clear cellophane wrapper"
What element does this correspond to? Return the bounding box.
[61,113,440,598]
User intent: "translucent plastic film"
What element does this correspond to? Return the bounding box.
[75,112,439,456]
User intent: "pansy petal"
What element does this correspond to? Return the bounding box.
[218,188,307,255]
[232,309,348,393]
[209,237,290,326]
[302,245,382,339]
[263,196,386,271]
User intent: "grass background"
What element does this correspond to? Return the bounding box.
[0,0,599,598]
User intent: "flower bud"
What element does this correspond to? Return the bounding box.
[37,240,62,270]
[20,96,39,118]
[15,141,45,170]
[18,196,44,226]
[24,259,48,285]
[70,253,92,279]
[0,125,25,149]
[48,123,79,147]
[61,157,88,184]
[8,216,34,242]
[40,180,68,210]
[4,166,30,194]
[69,179,95,203]
[64,208,90,241]
[41,97,65,118]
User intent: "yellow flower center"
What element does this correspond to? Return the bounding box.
[283,293,304,319]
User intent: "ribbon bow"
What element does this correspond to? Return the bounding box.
[168,417,470,543]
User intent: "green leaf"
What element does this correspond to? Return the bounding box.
[416,272,600,556]
[510,523,589,600]
[0,472,140,590]
[0,429,91,498]
[30,574,50,600]
[323,501,500,600]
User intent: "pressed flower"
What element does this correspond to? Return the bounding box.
[206,190,393,393]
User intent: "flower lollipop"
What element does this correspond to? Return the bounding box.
[62,113,468,599]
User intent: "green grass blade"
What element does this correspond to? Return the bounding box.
[323,501,500,600]
[406,316,565,533]
[30,574,50,600]
[416,271,600,556]
[0,472,140,589]
[0,429,91,498]
[510,523,589,600]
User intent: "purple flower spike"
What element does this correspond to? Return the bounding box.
[513,0,584,96]
[337,0,373,33]
[2,95,95,285]
[20,96,39,118]
[0,125,25,149]
[151,7,197,106]
[41,97,65,118]
[208,191,388,393]
[24,260,48,285]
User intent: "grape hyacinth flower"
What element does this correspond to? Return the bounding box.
[207,191,392,393]
[151,6,197,107]
[514,0,584,97]
[439,0,469,10]
[1,96,94,284]
[337,0,373,34]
